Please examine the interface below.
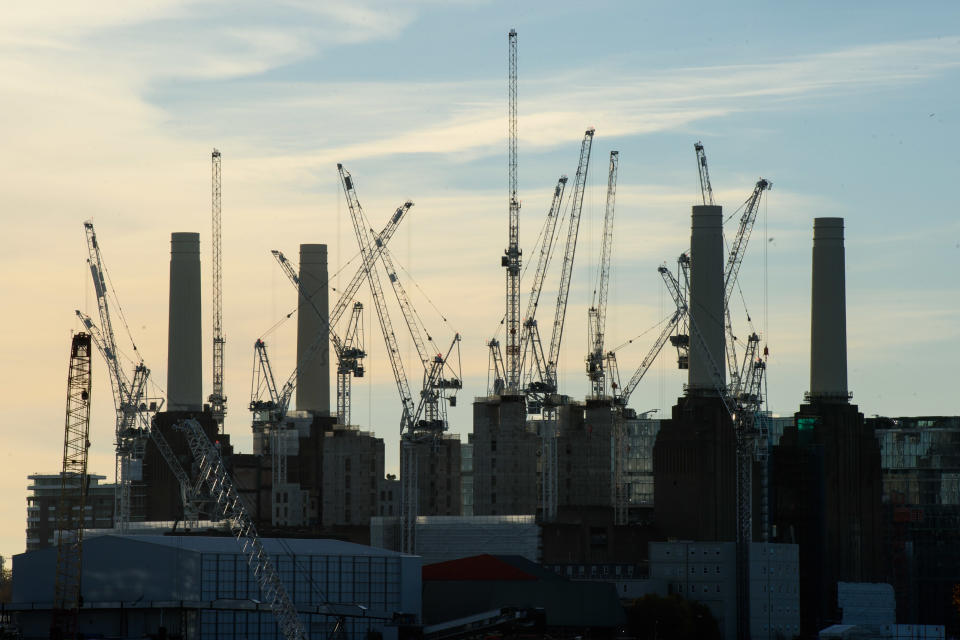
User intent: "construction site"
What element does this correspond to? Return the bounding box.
[10,27,960,640]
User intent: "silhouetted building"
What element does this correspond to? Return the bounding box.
[557,400,614,510]
[472,394,539,516]
[25,473,115,550]
[410,434,462,516]
[870,415,960,634]
[653,204,738,543]
[770,402,884,636]
[768,218,884,637]
[653,396,738,541]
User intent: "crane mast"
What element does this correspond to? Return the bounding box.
[210,149,226,432]
[587,151,619,398]
[51,332,93,640]
[503,28,522,392]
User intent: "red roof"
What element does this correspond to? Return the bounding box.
[422,554,539,581]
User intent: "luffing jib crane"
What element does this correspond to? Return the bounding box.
[338,163,462,554]
[694,141,715,206]
[586,151,619,398]
[79,223,208,526]
[338,165,417,552]
[517,176,567,411]
[545,128,595,392]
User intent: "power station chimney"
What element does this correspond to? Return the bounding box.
[688,204,726,394]
[808,217,849,402]
[167,232,203,411]
[296,243,331,415]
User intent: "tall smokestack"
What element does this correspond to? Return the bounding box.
[167,232,203,411]
[809,217,848,402]
[296,243,331,415]
[688,205,726,394]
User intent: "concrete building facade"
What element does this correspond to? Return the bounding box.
[649,541,800,640]
[411,434,462,517]
[557,400,614,509]
[319,424,385,528]
[471,395,539,516]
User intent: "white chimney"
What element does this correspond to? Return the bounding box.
[809,217,849,401]
[296,243,331,415]
[688,205,726,394]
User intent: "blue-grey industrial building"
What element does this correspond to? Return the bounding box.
[12,534,421,639]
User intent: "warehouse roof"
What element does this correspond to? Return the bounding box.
[91,534,410,557]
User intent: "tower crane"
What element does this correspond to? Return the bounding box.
[210,149,227,432]
[586,151,619,399]
[516,176,567,412]
[502,27,522,393]
[77,311,206,524]
[337,164,462,553]
[51,332,93,640]
[538,127,595,521]
[721,178,771,393]
[545,128,594,391]
[362,208,462,544]
[337,165,419,552]
[80,221,158,530]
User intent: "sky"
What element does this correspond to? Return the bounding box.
[1,1,959,560]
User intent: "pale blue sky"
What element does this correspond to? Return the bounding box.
[2,1,959,558]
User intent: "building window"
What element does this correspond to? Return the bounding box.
[491,440,497,452]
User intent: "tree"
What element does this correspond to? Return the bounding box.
[623,594,721,640]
